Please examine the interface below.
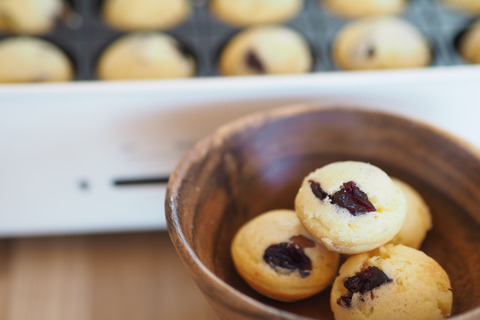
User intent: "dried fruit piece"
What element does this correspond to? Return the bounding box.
[331,181,376,216]
[337,266,393,308]
[337,292,354,307]
[309,180,328,200]
[245,50,265,73]
[263,240,312,278]
[344,266,392,293]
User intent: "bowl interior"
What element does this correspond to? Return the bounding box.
[167,106,480,319]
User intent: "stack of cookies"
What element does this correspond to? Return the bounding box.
[231,161,452,320]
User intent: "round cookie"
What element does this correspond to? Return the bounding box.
[330,244,453,320]
[333,17,432,70]
[441,0,480,14]
[388,178,432,249]
[97,32,195,81]
[219,25,312,76]
[102,0,191,31]
[459,19,480,64]
[295,161,407,254]
[0,37,73,83]
[322,0,406,18]
[231,209,340,302]
[0,0,65,35]
[210,0,303,27]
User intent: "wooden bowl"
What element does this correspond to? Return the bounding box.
[165,105,480,320]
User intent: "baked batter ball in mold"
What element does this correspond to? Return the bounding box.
[102,0,191,31]
[333,17,432,70]
[0,37,73,83]
[0,0,65,35]
[210,0,303,27]
[322,0,406,18]
[97,32,195,80]
[459,19,480,64]
[219,25,312,76]
[441,0,480,14]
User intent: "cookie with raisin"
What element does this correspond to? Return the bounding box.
[231,209,339,302]
[219,25,312,76]
[330,244,452,320]
[333,17,431,71]
[295,161,407,254]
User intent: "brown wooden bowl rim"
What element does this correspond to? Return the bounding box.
[166,104,480,320]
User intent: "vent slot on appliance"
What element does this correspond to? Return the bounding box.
[113,176,170,186]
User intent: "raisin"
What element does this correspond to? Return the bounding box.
[263,241,312,278]
[289,235,316,249]
[330,181,376,216]
[337,292,353,307]
[309,180,328,200]
[245,50,265,73]
[337,266,392,308]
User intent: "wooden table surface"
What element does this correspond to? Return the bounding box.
[0,231,218,320]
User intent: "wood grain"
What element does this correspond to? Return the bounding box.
[0,231,218,320]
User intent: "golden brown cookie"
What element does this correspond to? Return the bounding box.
[333,17,431,70]
[102,0,191,31]
[331,244,452,320]
[388,178,432,249]
[0,0,64,35]
[0,37,73,83]
[441,0,480,14]
[323,0,406,18]
[231,209,339,302]
[295,161,407,254]
[97,32,195,80]
[219,25,312,76]
[459,19,480,64]
[210,0,303,27]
